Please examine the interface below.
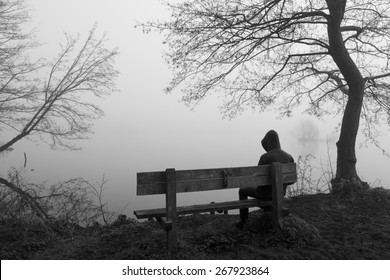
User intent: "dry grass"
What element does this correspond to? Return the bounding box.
[1,184,390,259]
[2,155,389,259]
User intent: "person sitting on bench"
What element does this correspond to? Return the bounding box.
[235,129,294,229]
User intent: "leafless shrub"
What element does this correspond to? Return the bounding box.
[0,168,115,228]
[287,153,334,197]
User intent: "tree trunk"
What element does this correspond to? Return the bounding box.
[335,85,364,181]
[326,0,365,184]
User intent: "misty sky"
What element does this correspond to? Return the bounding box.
[2,0,390,217]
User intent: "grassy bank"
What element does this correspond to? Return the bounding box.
[1,184,390,259]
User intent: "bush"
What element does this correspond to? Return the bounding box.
[0,168,115,228]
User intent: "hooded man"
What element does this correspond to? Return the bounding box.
[235,130,294,229]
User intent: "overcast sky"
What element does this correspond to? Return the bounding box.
[2,0,390,217]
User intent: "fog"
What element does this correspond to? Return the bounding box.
[1,0,390,218]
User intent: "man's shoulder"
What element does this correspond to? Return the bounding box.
[280,149,294,161]
[259,149,294,164]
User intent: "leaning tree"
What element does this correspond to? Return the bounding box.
[0,0,118,153]
[1,0,118,224]
[141,0,390,187]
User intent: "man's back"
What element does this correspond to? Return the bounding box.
[259,148,294,165]
[258,130,294,165]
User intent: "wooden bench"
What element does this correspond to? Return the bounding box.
[134,162,297,252]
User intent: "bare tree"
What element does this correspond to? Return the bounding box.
[1,0,119,153]
[1,0,118,221]
[141,0,390,187]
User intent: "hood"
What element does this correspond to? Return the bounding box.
[261,130,281,152]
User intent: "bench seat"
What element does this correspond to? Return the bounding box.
[134,198,271,219]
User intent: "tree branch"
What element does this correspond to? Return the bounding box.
[0,176,50,221]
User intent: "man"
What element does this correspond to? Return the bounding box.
[235,129,294,229]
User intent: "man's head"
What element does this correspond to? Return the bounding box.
[261,130,281,151]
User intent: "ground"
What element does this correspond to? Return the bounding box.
[1,185,390,259]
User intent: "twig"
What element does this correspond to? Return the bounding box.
[0,176,50,221]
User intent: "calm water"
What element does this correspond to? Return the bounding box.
[2,115,389,219]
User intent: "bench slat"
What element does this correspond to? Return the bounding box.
[227,172,297,189]
[137,171,297,195]
[134,199,272,219]
[137,163,296,184]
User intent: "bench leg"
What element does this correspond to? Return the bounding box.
[270,163,284,229]
[167,227,177,252]
[166,168,178,253]
[155,216,176,253]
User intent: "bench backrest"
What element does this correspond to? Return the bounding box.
[137,162,297,195]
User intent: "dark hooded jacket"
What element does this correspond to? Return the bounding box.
[258,130,294,165]
[257,130,294,199]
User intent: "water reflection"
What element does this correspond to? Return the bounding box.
[291,119,337,157]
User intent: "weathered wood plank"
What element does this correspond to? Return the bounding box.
[137,171,297,195]
[165,168,177,252]
[134,198,272,219]
[271,162,284,229]
[137,163,296,184]
[227,172,297,189]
